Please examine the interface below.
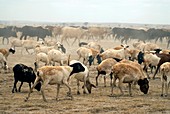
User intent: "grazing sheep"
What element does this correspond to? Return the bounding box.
[111,63,149,96]
[34,52,49,71]
[77,47,100,66]
[12,64,38,93]
[70,60,96,94]
[25,60,87,102]
[96,58,118,87]
[160,62,170,97]
[48,49,68,66]
[0,48,15,60]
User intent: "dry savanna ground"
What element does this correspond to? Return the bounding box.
[0,37,170,114]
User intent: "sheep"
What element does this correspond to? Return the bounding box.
[137,51,161,78]
[70,60,96,94]
[77,47,100,66]
[12,64,39,93]
[87,42,104,53]
[96,58,118,87]
[48,49,68,66]
[99,45,130,60]
[111,63,149,96]
[34,52,49,71]
[61,26,87,45]
[10,39,44,54]
[0,47,15,60]
[0,53,8,70]
[25,60,87,102]
[128,49,140,61]
[34,45,55,54]
[160,62,170,97]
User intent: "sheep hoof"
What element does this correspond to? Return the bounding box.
[165,94,167,97]
[24,97,28,102]
[83,91,87,94]
[161,94,163,97]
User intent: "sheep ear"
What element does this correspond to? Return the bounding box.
[120,45,124,47]
[91,84,96,88]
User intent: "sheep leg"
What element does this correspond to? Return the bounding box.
[165,82,168,97]
[111,77,117,96]
[161,81,164,96]
[104,76,106,87]
[153,65,160,79]
[83,77,87,94]
[56,84,60,101]
[118,80,124,96]
[95,72,100,87]
[71,37,77,45]
[64,82,73,100]
[77,80,80,95]
[128,83,132,96]
[26,48,30,54]
[25,77,40,102]
[12,80,18,93]
[18,82,23,92]
[41,81,49,102]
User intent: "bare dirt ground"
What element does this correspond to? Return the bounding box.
[0,38,170,114]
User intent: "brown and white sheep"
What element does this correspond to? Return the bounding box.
[111,63,149,96]
[25,60,88,102]
[0,48,15,60]
[160,62,170,97]
[96,58,118,87]
[77,47,100,66]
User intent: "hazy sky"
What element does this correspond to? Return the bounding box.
[0,0,170,24]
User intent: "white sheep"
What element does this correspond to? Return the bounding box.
[48,49,68,66]
[34,52,49,71]
[160,62,170,97]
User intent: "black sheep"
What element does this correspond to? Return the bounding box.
[12,64,39,93]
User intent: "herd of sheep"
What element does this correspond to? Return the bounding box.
[0,26,170,102]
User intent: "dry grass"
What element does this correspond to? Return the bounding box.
[0,38,170,114]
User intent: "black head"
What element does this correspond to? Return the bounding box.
[88,55,94,66]
[154,48,162,54]
[138,78,149,94]
[9,48,15,54]
[82,80,96,94]
[96,54,102,64]
[69,62,85,76]
[34,82,41,91]
[137,51,144,64]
